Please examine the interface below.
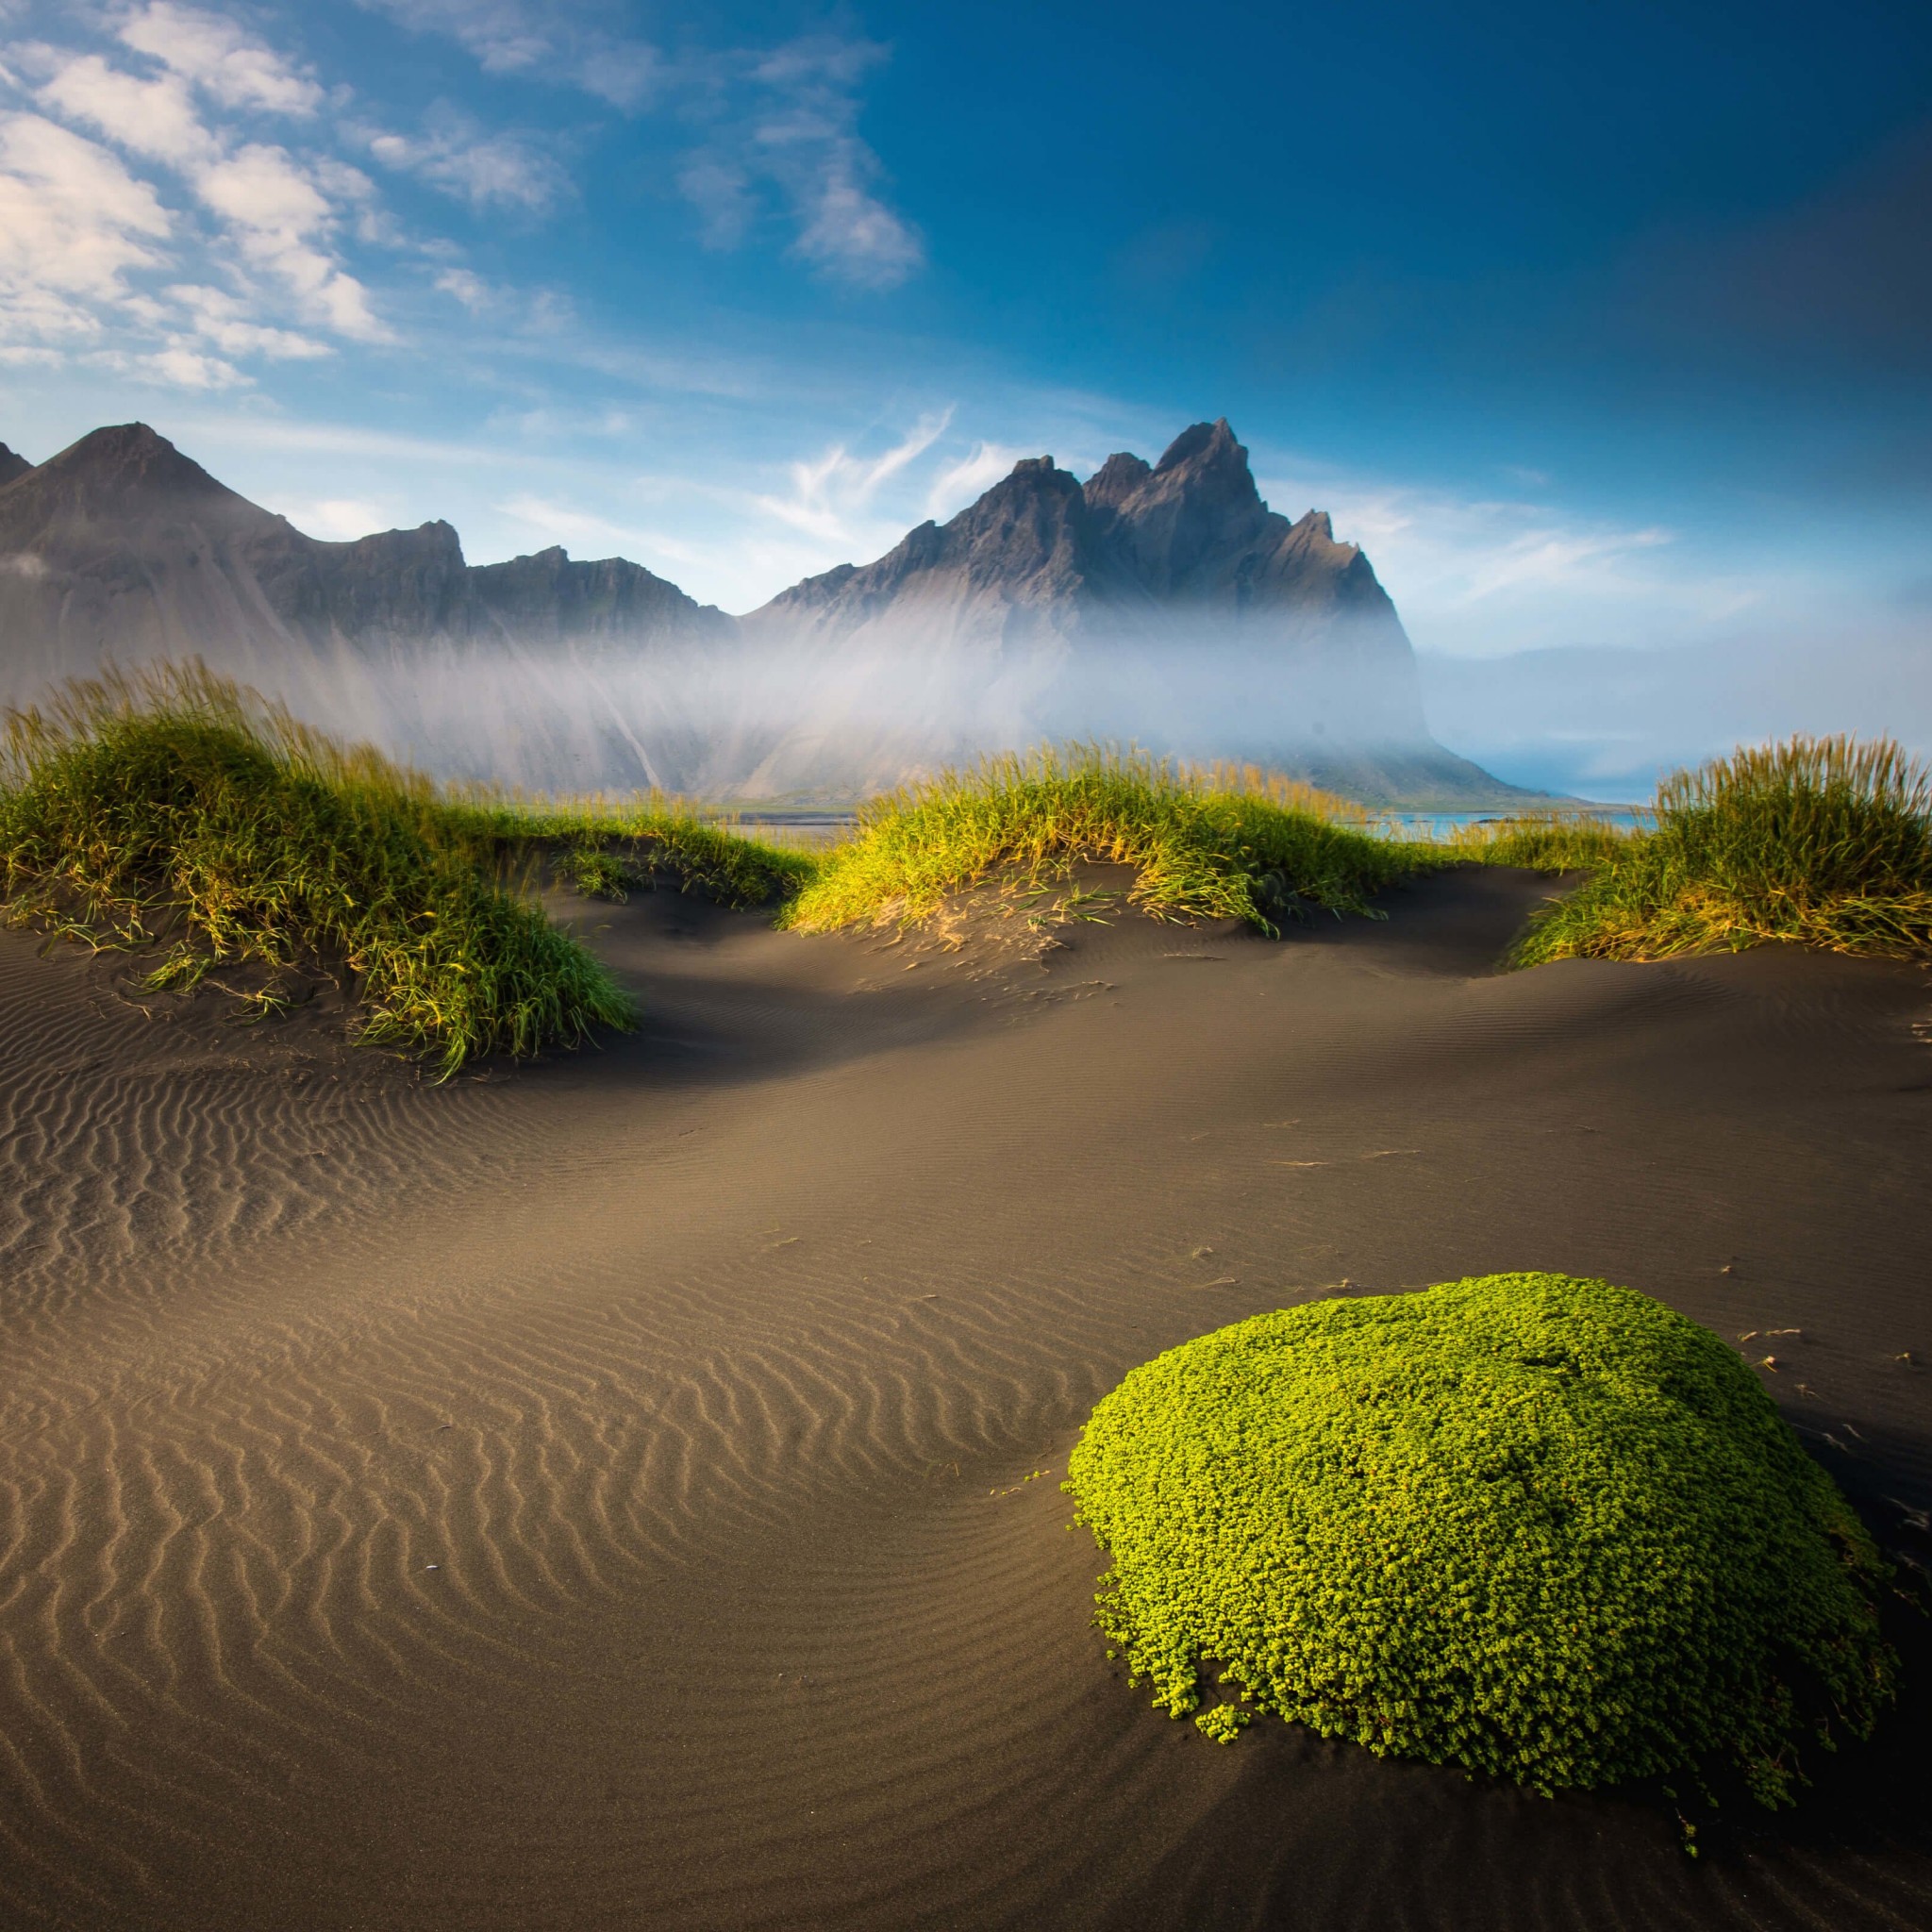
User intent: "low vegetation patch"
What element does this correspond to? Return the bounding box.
[780,745,1432,934]
[1441,809,1641,874]
[0,667,800,1074]
[1505,737,1932,964]
[1065,1274,1898,1813]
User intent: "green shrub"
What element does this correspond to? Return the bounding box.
[1513,736,1932,964]
[781,744,1432,934]
[1065,1274,1898,1807]
[0,666,783,1074]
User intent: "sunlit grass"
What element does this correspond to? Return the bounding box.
[1441,809,1642,874]
[779,744,1437,935]
[0,665,801,1074]
[8,668,1921,1074]
[1507,736,1932,964]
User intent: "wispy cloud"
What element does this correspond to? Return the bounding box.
[356,2,923,290]
[497,491,694,566]
[358,106,570,212]
[1254,452,1756,656]
[690,36,924,291]
[354,0,658,108]
[926,441,1027,519]
[753,410,952,544]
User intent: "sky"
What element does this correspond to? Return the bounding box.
[0,0,1928,796]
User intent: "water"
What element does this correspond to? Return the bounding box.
[1367,808,1653,841]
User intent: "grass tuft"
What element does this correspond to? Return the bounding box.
[1441,809,1642,874]
[1510,736,1932,964]
[780,744,1432,934]
[0,665,801,1074]
[1065,1274,1899,1808]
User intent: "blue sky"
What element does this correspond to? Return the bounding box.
[1,0,1927,792]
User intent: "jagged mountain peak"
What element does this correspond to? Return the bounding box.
[17,422,248,527]
[1083,451,1153,512]
[0,441,32,489]
[1153,417,1243,474]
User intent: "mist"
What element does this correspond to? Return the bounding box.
[1420,620,1932,802]
[1,611,1478,805]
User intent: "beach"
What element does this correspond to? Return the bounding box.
[3,863,1929,1930]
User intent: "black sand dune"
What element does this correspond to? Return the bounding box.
[2,868,1930,1930]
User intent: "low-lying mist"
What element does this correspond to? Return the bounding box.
[1421,624,1932,802]
[2,615,1461,804]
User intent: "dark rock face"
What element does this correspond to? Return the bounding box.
[0,424,730,672]
[744,417,1442,776]
[0,419,1533,804]
[752,417,1409,648]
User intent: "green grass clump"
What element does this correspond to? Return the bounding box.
[1065,1274,1897,1807]
[780,745,1432,934]
[1443,810,1641,874]
[1511,737,1932,964]
[449,791,817,909]
[0,667,796,1074]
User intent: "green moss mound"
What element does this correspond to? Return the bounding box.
[1065,1274,1899,1805]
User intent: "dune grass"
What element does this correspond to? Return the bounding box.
[0,667,799,1074]
[780,745,1434,935]
[1066,1274,1899,1816]
[1441,809,1642,874]
[1507,737,1932,965]
[8,667,1918,1070]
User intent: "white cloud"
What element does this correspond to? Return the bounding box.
[362,111,568,211]
[19,19,391,353]
[753,410,952,544]
[167,282,330,358]
[434,265,490,309]
[0,111,171,341]
[680,36,924,291]
[118,3,323,117]
[129,342,247,387]
[926,441,1026,519]
[355,0,658,107]
[193,142,388,339]
[37,52,219,166]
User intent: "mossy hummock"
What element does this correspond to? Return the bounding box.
[1065,1274,1898,1806]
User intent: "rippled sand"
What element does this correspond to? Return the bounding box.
[3,868,1929,1930]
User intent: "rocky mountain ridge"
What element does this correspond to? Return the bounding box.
[0,420,1534,805]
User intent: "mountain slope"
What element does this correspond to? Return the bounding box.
[0,421,1539,806]
[0,424,731,675]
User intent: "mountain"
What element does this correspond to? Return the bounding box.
[0,421,1537,806]
[744,419,1515,801]
[0,423,728,665]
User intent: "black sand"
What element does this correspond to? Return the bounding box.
[2,867,1929,1929]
